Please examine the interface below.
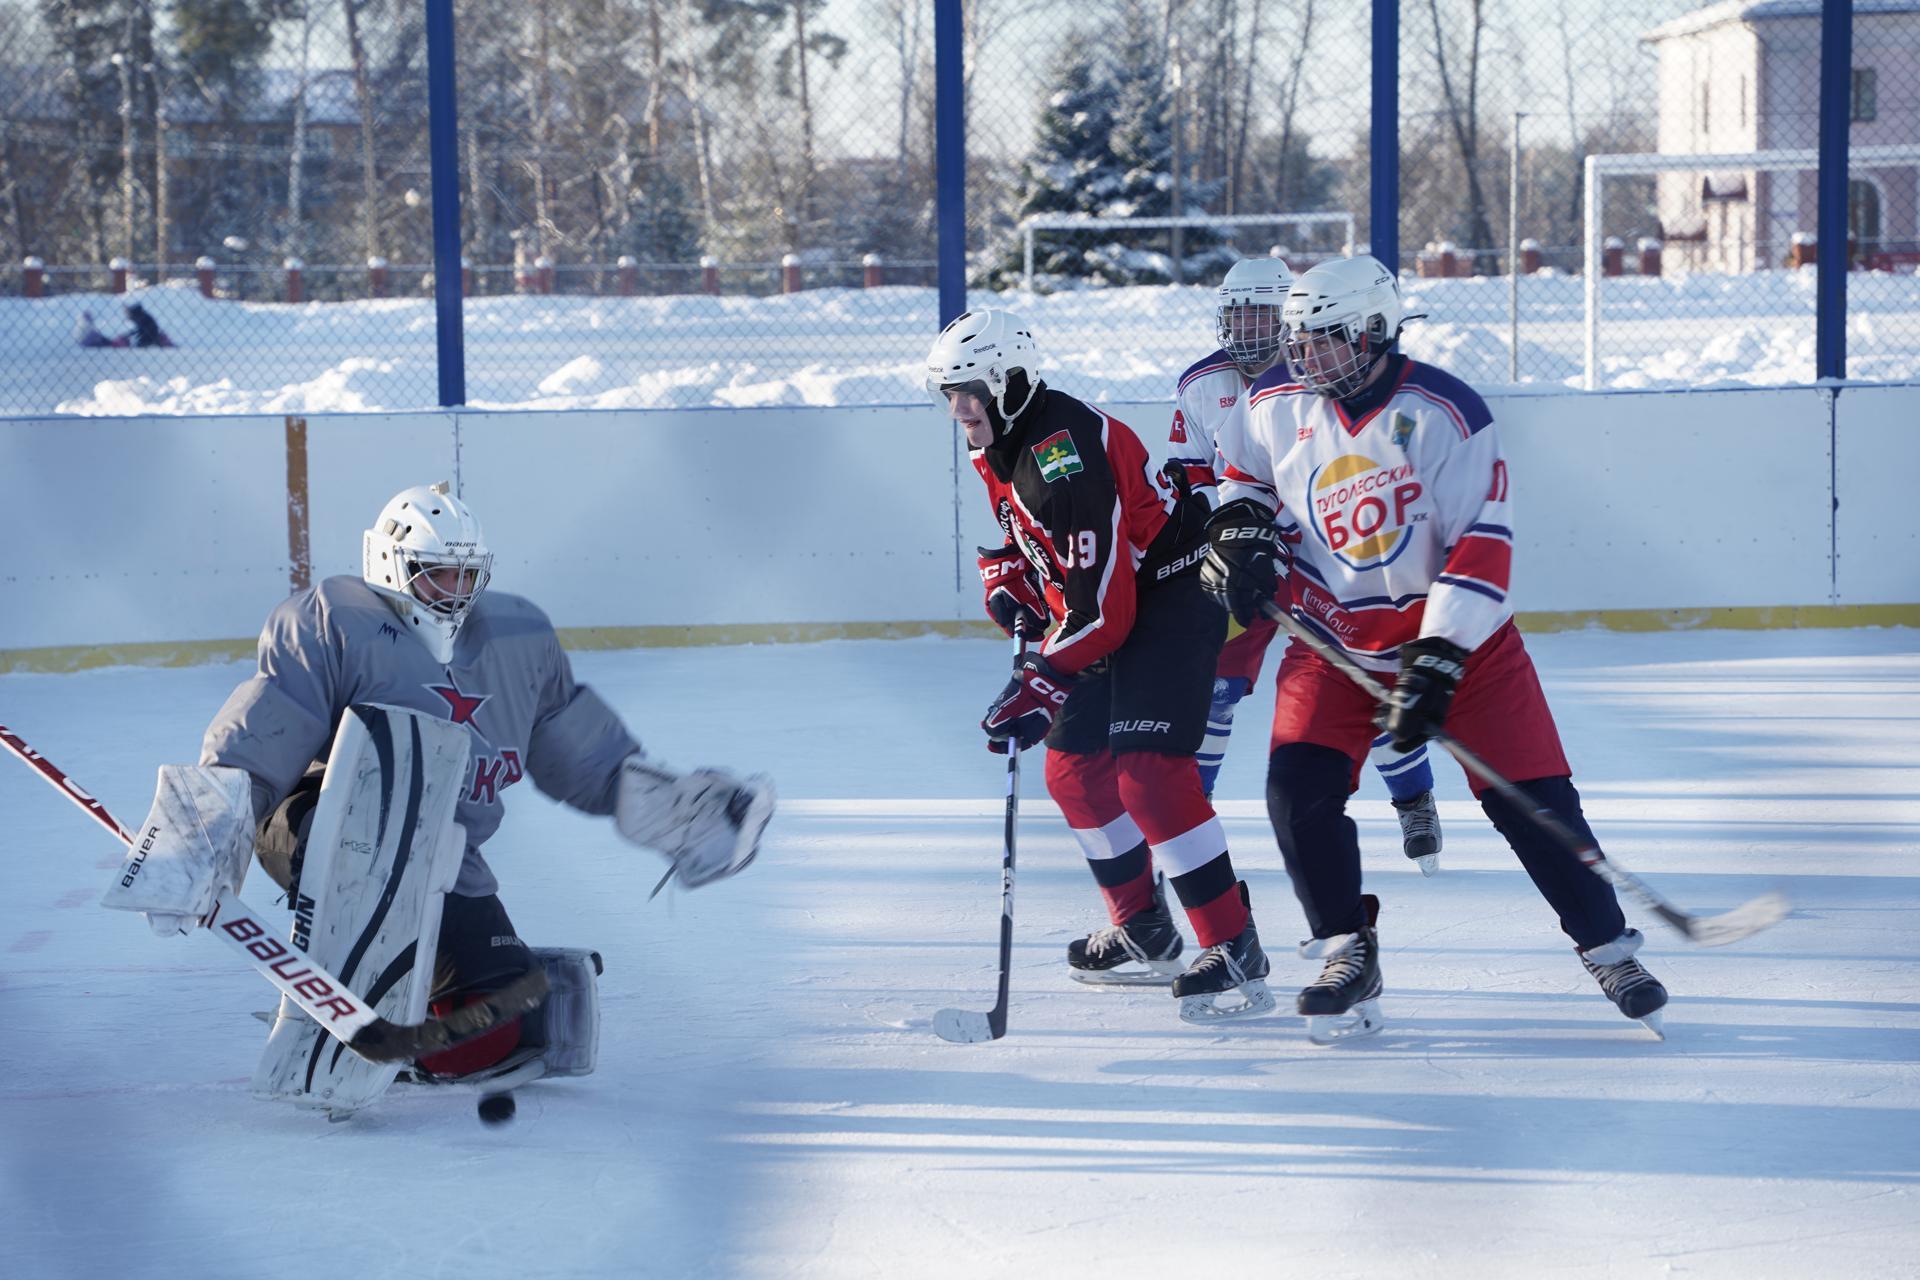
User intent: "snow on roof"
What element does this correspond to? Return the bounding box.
[1644,1,1920,43]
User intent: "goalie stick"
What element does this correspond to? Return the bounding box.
[1251,601,1788,946]
[933,624,1029,1044]
[0,722,548,1063]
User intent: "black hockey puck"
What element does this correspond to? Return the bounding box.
[477,1093,516,1126]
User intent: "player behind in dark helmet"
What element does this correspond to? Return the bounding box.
[1203,255,1668,1043]
[101,481,776,1112]
[928,309,1275,1024]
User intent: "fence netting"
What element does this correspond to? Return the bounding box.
[0,0,1909,415]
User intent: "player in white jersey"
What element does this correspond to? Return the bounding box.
[1199,256,1668,1041]
[1169,257,1442,872]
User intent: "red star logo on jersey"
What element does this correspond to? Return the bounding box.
[427,679,490,726]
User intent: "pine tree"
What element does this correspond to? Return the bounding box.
[988,9,1228,290]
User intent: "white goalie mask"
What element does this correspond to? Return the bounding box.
[924,309,1041,433]
[1215,257,1294,377]
[361,481,493,664]
[1281,255,1408,399]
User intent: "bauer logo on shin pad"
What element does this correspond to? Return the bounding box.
[252,705,470,1114]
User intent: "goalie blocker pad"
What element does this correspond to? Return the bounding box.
[100,763,255,934]
[252,704,471,1115]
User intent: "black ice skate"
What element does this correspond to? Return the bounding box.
[1069,876,1184,986]
[1171,883,1276,1024]
[1297,894,1384,1045]
[1578,928,1669,1039]
[1392,790,1442,876]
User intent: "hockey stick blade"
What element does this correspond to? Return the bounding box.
[932,1006,1003,1044]
[1654,889,1791,948]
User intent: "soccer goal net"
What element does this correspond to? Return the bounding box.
[1018,212,1357,291]
[1581,144,1920,389]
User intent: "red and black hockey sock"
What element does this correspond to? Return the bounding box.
[1115,751,1245,947]
[1167,855,1248,947]
[1046,749,1157,924]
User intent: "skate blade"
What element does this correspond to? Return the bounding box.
[1411,853,1439,877]
[1637,1009,1666,1040]
[1177,979,1277,1025]
[1071,958,1184,988]
[1306,997,1385,1045]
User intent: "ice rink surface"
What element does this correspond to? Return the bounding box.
[2,627,1916,1278]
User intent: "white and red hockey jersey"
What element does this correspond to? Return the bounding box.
[1213,355,1514,674]
[1154,347,1249,504]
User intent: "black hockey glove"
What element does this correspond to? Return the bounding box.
[1199,499,1283,626]
[982,650,1075,753]
[1378,636,1470,752]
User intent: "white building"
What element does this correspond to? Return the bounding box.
[1644,1,1920,272]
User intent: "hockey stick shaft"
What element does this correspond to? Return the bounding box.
[0,723,545,1061]
[1251,600,1786,945]
[933,625,1025,1043]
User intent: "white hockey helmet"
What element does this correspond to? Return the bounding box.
[361,481,493,664]
[1215,256,1295,377]
[924,309,1041,430]
[1281,254,1406,399]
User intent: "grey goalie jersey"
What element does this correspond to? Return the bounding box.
[202,576,638,897]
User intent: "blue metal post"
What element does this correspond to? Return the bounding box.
[1815,0,1852,381]
[425,0,466,406]
[934,0,966,327]
[1369,0,1399,272]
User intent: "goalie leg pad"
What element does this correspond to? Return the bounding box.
[251,704,471,1115]
[528,947,602,1079]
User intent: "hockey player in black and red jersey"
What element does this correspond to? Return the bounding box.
[929,309,1274,1024]
[100,481,775,1110]
[1201,256,1668,1042]
[1162,256,1443,873]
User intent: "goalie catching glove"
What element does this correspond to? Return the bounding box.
[1200,499,1286,626]
[615,756,775,889]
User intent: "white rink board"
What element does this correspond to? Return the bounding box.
[1834,385,1920,606]
[457,405,970,626]
[0,416,290,649]
[0,384,1912,653]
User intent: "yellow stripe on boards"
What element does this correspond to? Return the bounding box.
[2,606,1913,674]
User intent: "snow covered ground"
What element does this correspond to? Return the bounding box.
[7,266,1918,417]
[2,627,1916,1278]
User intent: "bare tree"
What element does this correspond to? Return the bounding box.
[342,0,383,261]
[1423,0,1498,267]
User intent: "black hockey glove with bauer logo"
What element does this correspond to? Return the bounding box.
[1200,498,1283,626]
[982,650,1075,753]
[1378,636,1470,752]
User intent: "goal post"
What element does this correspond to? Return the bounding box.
[1581,145,1920,389]
[1019,211,1357,291]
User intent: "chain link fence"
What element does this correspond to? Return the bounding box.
[0,1,1910,415]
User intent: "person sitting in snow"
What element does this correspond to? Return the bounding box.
[122,301,173,348]
[74,310,111,348]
